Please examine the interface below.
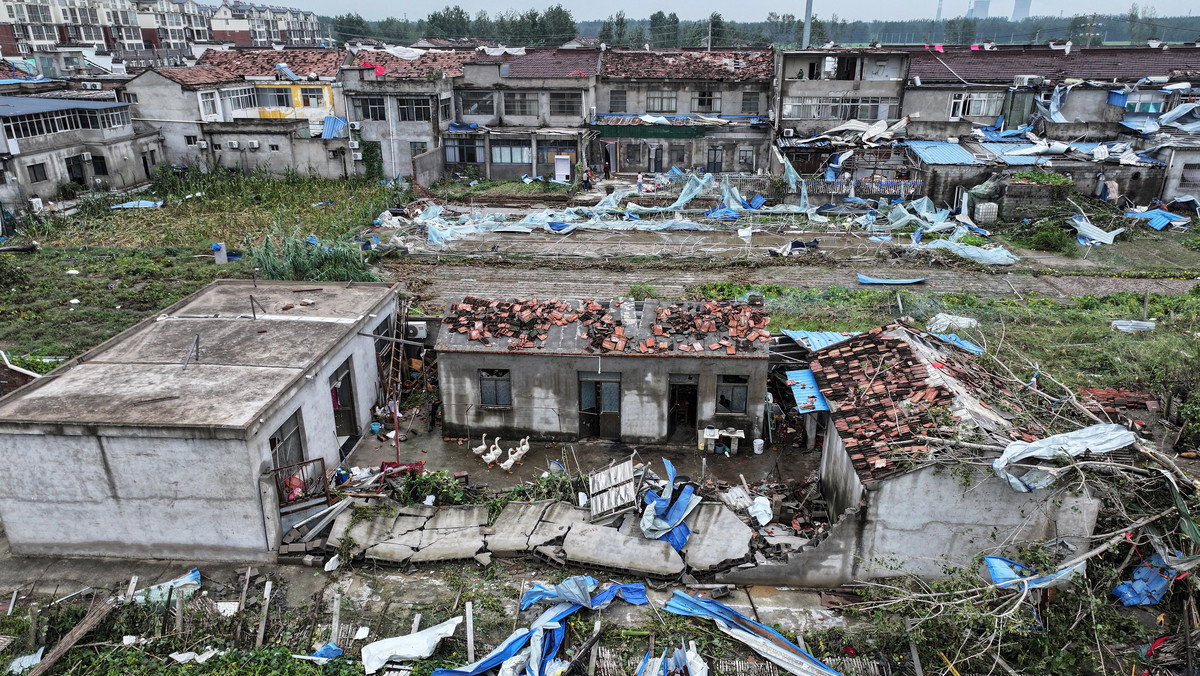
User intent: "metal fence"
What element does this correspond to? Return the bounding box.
[270,457,332,516]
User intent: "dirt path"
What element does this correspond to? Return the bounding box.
[387,259,1200,307]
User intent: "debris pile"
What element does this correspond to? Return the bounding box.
[1079,387,1159,415]
[442,296,576,351]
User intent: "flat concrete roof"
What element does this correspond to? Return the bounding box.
[0,280,397,429]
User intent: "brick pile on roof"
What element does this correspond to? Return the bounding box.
[810,327,954,483]
[1079,387,1158,414]
[197,48,348,78]
[653,301,770,355]
[600,49,773,81]
[440,297,768,355]
[473,48,600,78]
[155,65,241,87]
[357,50,475,78]
[905,45,1200,84]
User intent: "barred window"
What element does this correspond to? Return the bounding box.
[609,89,626,113]
[782,96,899,120]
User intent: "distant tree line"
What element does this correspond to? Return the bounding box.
[323,4,1200,48]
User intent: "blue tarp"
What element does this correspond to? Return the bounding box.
[521,576,648,610]
[663,592,840,675]
[1125,209,1190,231]
[857,273,925,285]
[448,122,479,131]
[111,200,163,209]
[640,458,701,544]
[321,116,348,139]
[431,603,580,676]
[749,193,766,209]
[985,556,1085,591]
[312,642,342,659]
[933,333,984,355]
[1113,553,1178,606]
[785,369,830,412]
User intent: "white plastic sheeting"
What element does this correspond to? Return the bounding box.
[1070,215,1125,244]
[992,424,1138,492]
[926,313,979,333]
[361,617,463,674]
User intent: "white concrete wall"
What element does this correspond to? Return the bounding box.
[0,427,271,561]
[720,464,1099,588]
[818,432,863,520]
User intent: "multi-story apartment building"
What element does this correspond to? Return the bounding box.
[0,0,326,62]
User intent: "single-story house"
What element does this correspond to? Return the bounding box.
[436,297,770,445]
[0,280,399,562]
[722,324,1100,587]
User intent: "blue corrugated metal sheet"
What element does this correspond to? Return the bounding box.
[321,116,347,139]
[979,143,1047,165]
[781,329,858,351]
[786,369,830,412]
[904,140,985,165]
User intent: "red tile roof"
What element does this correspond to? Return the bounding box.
[197,48,348,78]
[355,50,475,79]
[905,45,1200,84]
[601,49,773,81]
[810,324,1017,484]
[154,65,241,88]
[473,48,600,78]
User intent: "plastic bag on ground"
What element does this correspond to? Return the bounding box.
[362,616,463,674]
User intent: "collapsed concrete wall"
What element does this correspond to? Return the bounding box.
[718,464,1099,588]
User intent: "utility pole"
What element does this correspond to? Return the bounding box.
[802,0,814,48]
[707,16,712,51]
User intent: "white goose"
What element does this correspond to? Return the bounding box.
[498,452,517,473]
[518,436,530,454]
[482,445,502,465]
[511,444,529,466]
[471,434,489,456]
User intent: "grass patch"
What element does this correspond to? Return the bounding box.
[431,178,570,202]
[18,167,399,249]
[0,247,249,356]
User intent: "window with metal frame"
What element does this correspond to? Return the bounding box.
[741,91,759,114]
[200,91,217,116]
[411,141,428,157]
[949,91,1005,119]
[479,369,512,407]
[444,138,484,163]
[691,90,721,113]
[491,139,531,164]
[716,374,748,413]
[737,148,754,169]
[26,162,48,182]
[625,143,641,163]
[1124,91,1165,114]
[669,144,686,165]
[609,89,626,113]
[269,409,306,469]
[91,155,108,175]
[549,92,582,116]
[504,92,537,116]
[220,86,256,110]
[647,90,676,113]
[257,87,292,108]
[299,87,324,107]
[354,97,386,121]
[460,91,494,116]
[397,97,431,122]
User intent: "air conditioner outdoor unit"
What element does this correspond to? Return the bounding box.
[82,152,92,161]
[197,140,208,149]
[1014,75,1044,87]
[405,321,427,340]
[348,140,360,149]
[227,140,240,149]
[247,140,260,149]
[348,121,362,130]
[782,128,795,137]
[81,81,102,90]
[351,152,363,161]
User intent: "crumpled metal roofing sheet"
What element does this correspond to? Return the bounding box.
[903,140,985,165]
[979,142,1046,165]
[1125,208,1190,230]
[780,329,858,351]
[785,369,830,412]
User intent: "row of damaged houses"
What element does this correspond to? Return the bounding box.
[0,283,1129,592]
[2,40,1200,215]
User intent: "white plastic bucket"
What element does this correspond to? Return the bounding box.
[753,439,764,454]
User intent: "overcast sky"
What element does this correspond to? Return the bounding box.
[300,0,1192,23]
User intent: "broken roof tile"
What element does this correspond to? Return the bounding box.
[355,49,475,79]
[905,44,1200,84]
[153,65,241,88]
[197,48,348,78]
[600,48,773,81]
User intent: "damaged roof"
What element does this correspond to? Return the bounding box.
[906,45,1200,84]
[600,49,773,81]
[810,325,1012,484]
[436,297,771,358]
[904,140,987,166]
[152,64,241,88]
[356,50,475,78]
[472,48,600,78]
[197,48,348,78]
